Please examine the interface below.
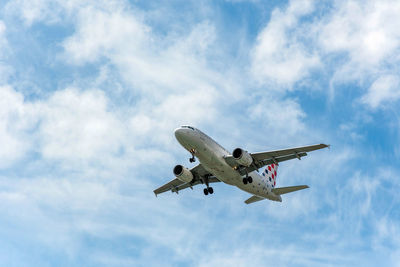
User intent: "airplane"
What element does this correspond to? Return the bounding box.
[154,126,329,204]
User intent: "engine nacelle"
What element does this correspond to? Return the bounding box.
[232,148,253,167]
[173,165,194,183]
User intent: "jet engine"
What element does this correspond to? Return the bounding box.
[173,165,194,183]
[232,148,253,167]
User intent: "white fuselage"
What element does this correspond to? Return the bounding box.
[175,127,281,201]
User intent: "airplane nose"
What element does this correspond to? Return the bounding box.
[174,128,184,140]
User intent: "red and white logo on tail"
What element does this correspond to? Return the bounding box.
[263,163,279,187]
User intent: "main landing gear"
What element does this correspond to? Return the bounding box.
[202,174,213,196]
[189,148,196,163]
[242,175,253,185]
[203,187,214,195]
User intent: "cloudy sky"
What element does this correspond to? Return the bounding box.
[0,0,400,266]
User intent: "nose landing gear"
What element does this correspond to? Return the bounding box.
[189,148,196,163]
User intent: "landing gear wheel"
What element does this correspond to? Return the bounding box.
[242,178,248,185]
[248,177,253,183]
[203,188,209,195]
[189,149,196,163]
[208,187,214,194]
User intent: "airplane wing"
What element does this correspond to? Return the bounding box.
[224,144,328,175]
[153,164,220,196]
[272,185,309,195]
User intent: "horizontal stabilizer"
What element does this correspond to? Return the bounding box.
[272,185,309,195]
[244,195,265,204]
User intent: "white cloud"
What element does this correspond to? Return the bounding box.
[61,4,218,91]
[1,1,239,172]
[251,0,320,89]
[4,0,62,25]
[317,0,400,103]
[252,0,400,109]
[58,3,250,151]
[4,0,126,26]
[0,175,128,259]
[0,20,14,83]
[0,85,153,174]
[128,86,220,145]
[0,20,7,53]
[63,5,149,65]
[37,88,127,166]
[5,0,308,150]
[374,219,400,266]
[248,96,306,136]
[361,75,400,109]
[199,245,356,267]
[318,0,400,68]
[317,0,400,104]
[348,172,379,215]
[0,86,36,168]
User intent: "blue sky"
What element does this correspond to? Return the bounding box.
[0,0,400,266]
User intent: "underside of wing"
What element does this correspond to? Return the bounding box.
[154,178,185,195]
[251,144,329,162]
[272,185,309,195]
[244,195,265,204]
[224,143,328,175]
[153,164,220,195]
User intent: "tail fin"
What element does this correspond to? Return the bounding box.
[244,195,265,204]
[262,163,278,188]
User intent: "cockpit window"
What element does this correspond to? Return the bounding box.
[181,126,195,130]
